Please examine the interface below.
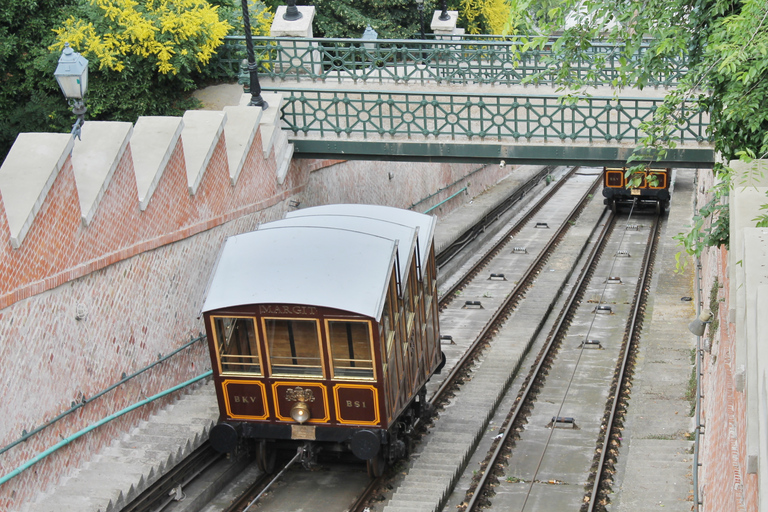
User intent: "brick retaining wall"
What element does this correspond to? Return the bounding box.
[697,167,758,512]
[0,131,510,508]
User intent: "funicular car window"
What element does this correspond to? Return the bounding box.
[327,320,374,380]
[264,318,323,377]
[213,316,261,375]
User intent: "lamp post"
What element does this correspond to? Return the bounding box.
[241,0,268,109]
[54,43,88,140]
[415,0,426,40]
[283,0,303,21]
[439,0,450,21]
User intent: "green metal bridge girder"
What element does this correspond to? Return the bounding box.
[290,139,715,167]
[231,36,711,167]
[265,86,714,167]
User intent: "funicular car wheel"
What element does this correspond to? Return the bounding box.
[256,440,276,473]
[366,450,386,478]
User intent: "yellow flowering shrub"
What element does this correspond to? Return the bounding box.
[51,0,232,75]
[460,0,512,35]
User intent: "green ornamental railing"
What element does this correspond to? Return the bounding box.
[264,87,708,145]
[218,35,686,87]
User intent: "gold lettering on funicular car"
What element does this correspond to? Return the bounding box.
[285,386,316,402]
[258,305,318,315]
[234,396,259,403]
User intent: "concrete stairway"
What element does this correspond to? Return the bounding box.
[19,380,219,512]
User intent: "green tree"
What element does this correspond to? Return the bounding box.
[310,0,423,39]
[49,0,232,122]
[0,0,267,163]
[526,0,768,260]
[0,0,78,161]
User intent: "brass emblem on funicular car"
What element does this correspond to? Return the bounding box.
[285,386,315,403]
[285,387,314,424]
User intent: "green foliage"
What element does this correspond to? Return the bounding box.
[0,0,258,162]
[460,0,512,35]
[526,0,768,264]
[311,0,423,39]
[47,0,235,128]
[52,0,232,75]
[673,173,730,271]
[0,0,78,160]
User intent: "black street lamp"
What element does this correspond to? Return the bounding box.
[241,0,268,109]
[415,0,426,40]
[284,0,303,21]
[439,0,450,21]
[54,43,89,139]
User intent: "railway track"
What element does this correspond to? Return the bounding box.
[376,168,605,512]
[457,210,662,512]
[123,166,638,512]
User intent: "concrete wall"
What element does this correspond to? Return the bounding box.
[0,100,515,508]
[698,161,768,511]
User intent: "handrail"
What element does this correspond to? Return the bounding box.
[0,333,206,457]
[0,370,213,487]
[215,35,685,87]
[423,187,467,214]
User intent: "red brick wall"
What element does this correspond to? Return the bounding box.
[0,123,506,508]
[698,169,758,512]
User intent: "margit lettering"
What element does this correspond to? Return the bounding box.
[259,305,319,315]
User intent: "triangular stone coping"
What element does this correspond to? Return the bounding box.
[71,121,133,226]
[238,92,284,158]
[131,116,184,211]
[0,133,74,249]
[222,106,263,186]
[181,110,227,195]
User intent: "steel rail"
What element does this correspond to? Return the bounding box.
[241,448,303,512]
[122,443,224,512]
[437,166,575,302]
[585,212,662,511]
[463,207,616,511]
[435,166,551,270]
[350,475,385,512]
[430,169,597,405]
[222,472,271,512]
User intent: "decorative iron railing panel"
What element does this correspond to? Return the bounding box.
[218,36,686,87]
[264,87,709,145]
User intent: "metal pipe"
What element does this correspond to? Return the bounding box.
[692,168,703,510]
[423,187,467,214]
[0,371,213,487]
[693,259,703,511]
[410,164,487,211]
[0,334,206,457]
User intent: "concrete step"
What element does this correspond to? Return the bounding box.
[23,379,219,512]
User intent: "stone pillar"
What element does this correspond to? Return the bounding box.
[269,6,320,77]
[430,10,464,39]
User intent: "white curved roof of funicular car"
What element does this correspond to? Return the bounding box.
[202,225,398,320]
[265,215,418,288]
[285,204,437,268]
